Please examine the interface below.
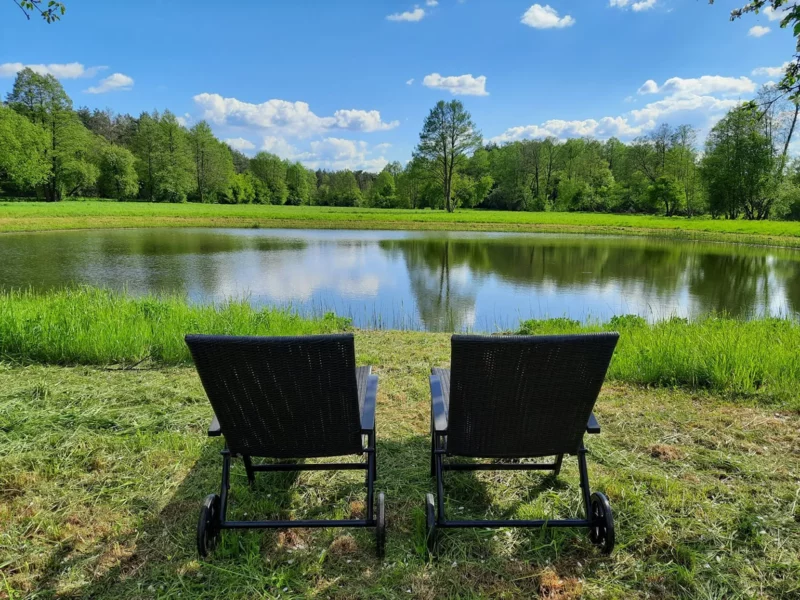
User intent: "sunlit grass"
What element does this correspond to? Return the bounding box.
[0,287,349,365]
[0,288,797,408]
[0,332,797,598]
[4,201,800,246]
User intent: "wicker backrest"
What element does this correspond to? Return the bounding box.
[448,333,619,458]
[185,334,363,458]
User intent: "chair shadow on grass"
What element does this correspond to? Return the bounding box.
[40,437,596,598]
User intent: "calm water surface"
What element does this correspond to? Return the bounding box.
[2,228,800,331]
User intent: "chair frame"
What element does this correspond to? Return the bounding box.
[207,368,379,533]
[186,333,384,558]
[426,333,617,554]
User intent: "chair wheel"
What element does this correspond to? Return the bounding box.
[375,492,386,558]
[197,494,221,557]
[589,492,615,554]
[425,493,437,558]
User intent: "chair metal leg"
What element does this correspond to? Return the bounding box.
[577,447,592,520]
[242,455,255,487]
[366,430,376,521]
[553,454,564,476]
[219,449,232,522]
[434,435,446,523]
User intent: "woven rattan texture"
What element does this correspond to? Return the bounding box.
[444,333,618,458]
[186,334,363,458]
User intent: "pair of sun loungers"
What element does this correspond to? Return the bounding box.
[185,331,619,559]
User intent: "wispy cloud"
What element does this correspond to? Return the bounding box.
[386,6,425,22]
[521,4,575,29]
[0,62,106,79]
[422,73,488,96]
[748,25,771,37]
[84,73,134,94]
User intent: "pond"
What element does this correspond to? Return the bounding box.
[1,228,799,331]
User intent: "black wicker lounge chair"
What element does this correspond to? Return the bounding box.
[426,333,619,555]
[185,333,385,558]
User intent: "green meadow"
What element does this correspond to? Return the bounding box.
[0,288,798,598]
[5,201,800,247]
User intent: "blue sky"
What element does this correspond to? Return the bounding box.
[0,0,795,171]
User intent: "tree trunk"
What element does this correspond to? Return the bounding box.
[780,102,799,177]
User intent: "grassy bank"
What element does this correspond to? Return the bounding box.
[4,202,800,247]
[1,288,799,407]
[0,288,348,365]
[0,332,798,598]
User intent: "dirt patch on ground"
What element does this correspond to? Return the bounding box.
[650,444,684,461]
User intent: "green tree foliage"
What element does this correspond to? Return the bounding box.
[154,112,194,203]
[369,169,397,208]
[0,105,50,189]
[221,172,256,204]
[12,0,65,22]
[286,162,312,205]
[702,106,776,219]
[330,171,362,206]
[250,152,289,205]
[415,100,482,212]
[97,144,138,200]
[6,68,78,201]
[189,121,234,203]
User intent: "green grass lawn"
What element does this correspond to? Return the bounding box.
[4,201,800,247]
[3,289,800,407]
[1,331,798,599]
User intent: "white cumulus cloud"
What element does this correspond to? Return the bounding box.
[426,0,438,5]
[386,7,425,22]
[764,5,790,21]
[262,136,389,172]
[406,78,415,85]
[491,116,647,144]
[610,0,657,11]
[752,62,790,78]
[224,137,256,152]
[192,93,399,137]
[521,4,575,29]
[749,25,771,37]
[632,0,656,10]
[630,94,740,124]
[0,62,106,79]
[638,79,659,94]
[84,72,134,94]
[637,75,756,96]
[422,73,488,96]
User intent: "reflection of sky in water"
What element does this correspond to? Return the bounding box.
[1,228,800,332]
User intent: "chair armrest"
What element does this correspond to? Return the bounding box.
[430,374,448,432]
[208,414,222,437]
[586,412,600,434]
[360,374,378,432]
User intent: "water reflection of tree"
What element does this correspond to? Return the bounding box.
[0,230,307,298]
[382,236,693,327]
[769,259,800,317]
[381,235,800,324]
[686,253,775,318]
[382,238,480,331]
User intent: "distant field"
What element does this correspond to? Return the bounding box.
[4,201,800,246]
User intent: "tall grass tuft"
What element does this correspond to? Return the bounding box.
[518,314,800,405]
[0,287,350,365]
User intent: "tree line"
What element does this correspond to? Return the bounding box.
[2,67,800,219]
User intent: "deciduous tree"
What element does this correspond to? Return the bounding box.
[415,100,482,212]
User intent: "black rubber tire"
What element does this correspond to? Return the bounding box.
[197,493,221,558]
[375,492,386,559]
[589,492,615,554]
[425,493,437,558]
